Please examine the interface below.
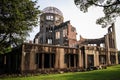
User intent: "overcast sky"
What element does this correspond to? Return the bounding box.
[28,0,120,50]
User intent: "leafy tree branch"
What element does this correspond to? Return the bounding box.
[74,0,120,28]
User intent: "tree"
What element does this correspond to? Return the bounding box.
[74,0,120,28]
[0,0,40,54]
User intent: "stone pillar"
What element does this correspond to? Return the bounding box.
[78,50,83,67]
[94,51,99,67]
[54,48,59,69]
[105,34,111,65]
[59,48,65,69]
[49,54,52,68]
[21,44,25,72]
[74,55,76,68]
[94,51,96,67]
[42,54,44,69]
[112,23,117,49]
[68,54,70,68]
[115,52,119,64]
[97,51,99,66]
[85,50,87,69]
[107,51,111,65]
[21,44,32,72]
[29,51,36,71]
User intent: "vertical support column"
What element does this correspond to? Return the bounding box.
[105,34,111,65]
[49,54,51,68]
[68,54,71,68]
[97,51,99,66]
[112,23,117,49]
[78,50,83,68]
[94,51,99,67]
[115,52,118,64]
[21,44,25,72]
[4,56,6,66]
[55,48,59,69]
[74,55,76,68]
[29,50,36,70]
[107,52,111,65]
[78,50,81,68]
[42,53,44,69]
[94,51,96,67]
[59,48,65,69]
[85,50,87,69]
[54,48,65,69]
[112,24,118,65]
[37,53,39,69]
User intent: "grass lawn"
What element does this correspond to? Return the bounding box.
[1,65,120,80]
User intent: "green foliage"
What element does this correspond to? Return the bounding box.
[1,65,120,80]
[74,0,120,28]
[0,0,40,54]
[0,46,12,54]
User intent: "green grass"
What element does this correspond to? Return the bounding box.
[1,65,120,80]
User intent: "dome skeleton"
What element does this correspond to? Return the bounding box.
[42,6,63,16]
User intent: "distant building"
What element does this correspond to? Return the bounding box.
[0,6,118,74]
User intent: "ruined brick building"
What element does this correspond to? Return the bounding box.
[0,6,118,74]
[34,7,77,47]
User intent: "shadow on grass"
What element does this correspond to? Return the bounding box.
[1,65,120,80]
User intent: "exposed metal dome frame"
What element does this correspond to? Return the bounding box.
[42,6,63,16]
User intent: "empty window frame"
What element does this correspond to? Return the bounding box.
[46,15,53,20]
[63,29,67,37]
[56,31,60,39]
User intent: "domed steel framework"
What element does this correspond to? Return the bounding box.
[42,6,63,16]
